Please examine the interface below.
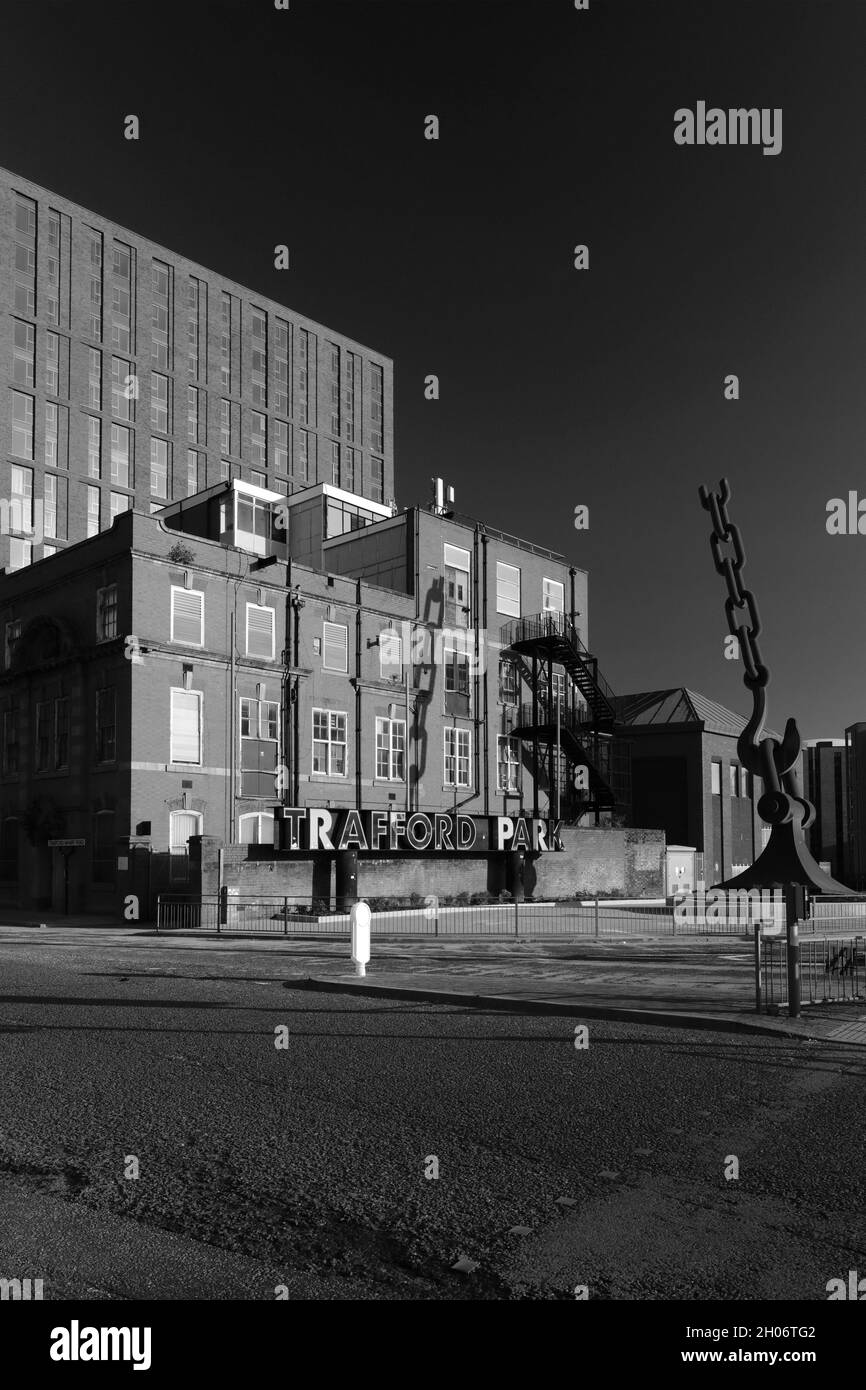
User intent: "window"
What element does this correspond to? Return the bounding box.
[43,474,57,539]
[380,631,402,679]
[444,544,471,628]
[187,449,201,497]
[239,697,279,795]
[151,372,169,432]
[331,440,340,486]
[170,688,202,764]
[246,604,275,659]
[342,446,355,493]
[11,391,34,458]
[497,735,520,792]
[171,587,204,646]
[187,385,199,443]
[170,809,202,881]
[95,687,117,763]
[87,485,100,537]
[298,428,310,481]
[2,709,19,777]
[444,644,470,702]
[371,456,384,504]
[109,357,132,420]
[88,350,102,408]
[274,318,290,416]
[5,621,22,669]
[44,403,58,465]
[187,277,203,378]
[298,328,315,425]
[496,562,521,617]
[14,195,36,317]
[376,716,405,780]
[324,496,379,537]
[444,726,471,787]
[323,621,348,672]
[220,292,232,391]
[152,260,170,369]
[8,538,31,570]
[342,351,356,442]
[220,398,231,457]
[370,363,384,454]
[251,308,267,407]
[45,334,61,397]
[150,438,169,497]
[543,578,565,613]
[110,424,130,487]
[109,492,129,523]
[274,419,289,473]
[238,812,275,846]
[88,228,103,340]
[13,320,34,387]
[312,709,347,776]
[235,493,271,554]
[251,411,266,467]
[499,658,518,705]
[87,417,101,478]
[54,698,69,769]
[730,764,740,797]
[10,465,33,533]
[35,700,51,772]
[111,241,132,352]
[711,761,721,795]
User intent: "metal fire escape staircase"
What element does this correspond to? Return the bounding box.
[500,612,631,823]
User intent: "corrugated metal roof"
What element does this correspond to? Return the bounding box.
[614,687,778,740]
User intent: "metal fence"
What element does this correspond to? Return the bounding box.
[758,931,866,1010]
[156,893,754,939]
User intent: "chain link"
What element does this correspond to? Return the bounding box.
[699,482,767,686]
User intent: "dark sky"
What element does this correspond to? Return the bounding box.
[2,0,865,737]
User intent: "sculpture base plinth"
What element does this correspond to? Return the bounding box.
[713,820,851,894]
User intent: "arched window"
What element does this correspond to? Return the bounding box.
[238,811,274,846]
[169,810,202,883]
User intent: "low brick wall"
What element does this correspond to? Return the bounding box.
[189,826,666,902]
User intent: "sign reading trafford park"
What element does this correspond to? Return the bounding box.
[274,807,565,854]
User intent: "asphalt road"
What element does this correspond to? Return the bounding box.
[1,930,865,1300]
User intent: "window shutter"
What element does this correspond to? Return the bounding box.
[247,605,275,659]
[171,689,201,763]
[323,622,348,672]
[172,588,203,645]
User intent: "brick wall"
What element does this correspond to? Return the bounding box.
[207,825,666,902]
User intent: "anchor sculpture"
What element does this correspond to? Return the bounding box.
[698,478,849,893]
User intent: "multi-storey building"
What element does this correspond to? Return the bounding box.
[0,166,395,571]
[0,478,631,913]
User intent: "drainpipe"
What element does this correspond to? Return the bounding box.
[355,580,362,811]
[229,609,236,843]
[473,524,480,803]
[482,531,490,816]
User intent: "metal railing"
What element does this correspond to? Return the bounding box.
[156,893,741,939]
[758,931,865,1009]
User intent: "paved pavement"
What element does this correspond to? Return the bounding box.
[1,927,865,1299]
[2,923,864,1042]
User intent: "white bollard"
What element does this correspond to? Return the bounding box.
[350,900,371,977]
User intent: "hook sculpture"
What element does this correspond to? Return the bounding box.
[698,478,849,893]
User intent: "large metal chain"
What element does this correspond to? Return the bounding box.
[698,478,768,688]
[699,478,812,829]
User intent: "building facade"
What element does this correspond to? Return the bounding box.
[613,688,766,886]
[801,737,850,883]
[0,481,634,912]
[0,165,395,572]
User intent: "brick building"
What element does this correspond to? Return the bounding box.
[801,737,850,884]
[0,478,636,913]
[0,169,650,915]
[613,688,767,886]
[0,164,395,570]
